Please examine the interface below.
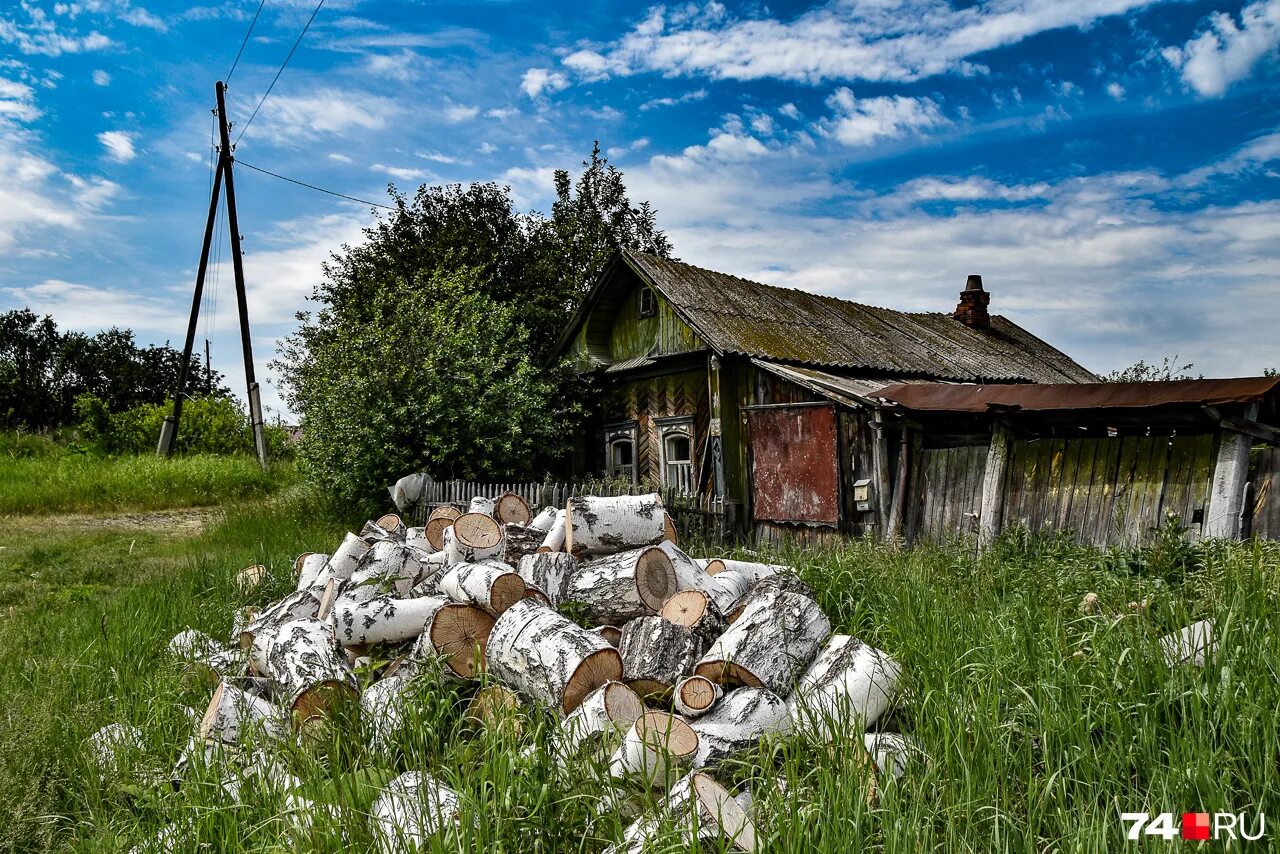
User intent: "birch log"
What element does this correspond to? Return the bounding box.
[608,771,756,854]
[362,675,410,749]
[87,723,144,776]
[593,625,623,647]
[495,492,532,526]
[438,560,526,616]
[262,618,358,721]
[235,564,267,594]
[485,598,622,714]
[566,494,668,557]
[660,589,727,647]
[295,553,330,592]
[169,628,223,662]
[705,559,788,579]
[408,550,450,596]
[1160,620,1215,667]
[429,505,462,522]
[407,597,495,679]
[445,513,505,564]
[469,495,496,516]
[200,680,288,744]
[565,546,676,625]
[350,541,422,598]
[240,589,322,651]
[557,680,644,761]
[424,516,452,552]
[332,594,449,647]
[726,574,814,623]
[502,523,546,564]
[788,635,901,737]
[864,732,918,782]
[619,616,699,700]
[537,510,567,553]
[326,533,371,581]
[674,676,723,718]
[655,541,711,592]
[609,710,698,785]
[465,685,522,728]
[377,513,406,537]
[694,591,829,695]
[530,506,558,532]
[371,771,461,854]
[517,552,577,605]
[702,568,763,616]
[690,687,791,768]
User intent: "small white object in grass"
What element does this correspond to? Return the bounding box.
[1160,619,1215,667]
[87,723,143,776]
[863,731,919,781]
[371,771,462,853]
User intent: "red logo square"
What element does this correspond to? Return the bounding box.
[1182,813,1211,841]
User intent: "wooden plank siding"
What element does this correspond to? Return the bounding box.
[913,445,987,544]
[612,369,710,488]
[1249,446,1280,540]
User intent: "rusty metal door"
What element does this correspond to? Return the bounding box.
[746,403,841,524]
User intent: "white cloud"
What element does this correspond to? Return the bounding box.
[97,129,136,162]
[894,176,1050,203]
[750,113,774,135]
[478,141,497,155]
[371,163,431,182]
[818,89,948,147]
[364,50,422,82]
[520,67,569,98]
[549,0,1170,87]
[1106,81,1126,99]
[328,152,354,164]
[245,89,398,145]
[0,77,41,123]
[486,107,518,119]
[1162,0,1280,96]
[443,103,480,122]
[91,68,110,86]
[118,5,166,31]
[639,88,708,111]
[778,102,800,120]
[0,3,111,56]
[2,279,184,331]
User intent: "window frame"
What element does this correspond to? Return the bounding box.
[638,286,658,319]
[603,421,639,483]
[655,416,696,494]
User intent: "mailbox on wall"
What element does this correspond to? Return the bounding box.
[853,478,874,513]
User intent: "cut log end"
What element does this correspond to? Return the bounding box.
[663,513,677,544]
[677,676,719,714]
[236,564,267,593]
[635,547,677,612]
[376,513,403,532]
[626,678,671,701]
[563,647,624,715]
[637,710,698,759]
[594,625,623,647]
[705,559,726,576]
[689,773,756,851]
[198,681,227,741]
[466,685,521,726]
[429,505,462,522]
[661,589,710,628]
[291,680,358,724]
[454,513,503,549]
[430,603,496,678]
[602,681,645,723]
[693,660,764,690]
[424,517,452,551]
[488,572,527,615]
[495,492,532,526]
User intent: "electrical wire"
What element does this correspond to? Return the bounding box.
[236,159,395,209]
[233,0,325,147]
[225,0,268,84]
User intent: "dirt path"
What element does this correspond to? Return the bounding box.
[9,506,221,536]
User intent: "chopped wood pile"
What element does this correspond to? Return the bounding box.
[95,491,920,852]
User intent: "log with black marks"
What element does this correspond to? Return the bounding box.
[326,533,371,581]
[485,598,622,714]
[566,494,668,557]
[529,506,558,532]
[654,540,711,592]
[557,680,643,762]
[690,687,791,768]
[537,509,567,553]
[619,616,699,700]
[565,546,676,625]
[502,523,545,564]
[350,540,422,598]
[239,589,322,651]
[694,591,829,695]
[705,559,788,579]
[438,560,527,616]
[608,771,757,854]
[517,552,577,605]
[660,589,726,647]
[673,675,722,718]
[468,495,496,516]
[407,597,495,679]
[295,553,330,592]
[261,618,358,722]
[332,594,450,647]
[726,574,814,623]
[445,513,505,564]
[609,710,699,785]
[200,680,288,744]
[788,635,901,737]
[362,674,411,749]
[371,771,461,854]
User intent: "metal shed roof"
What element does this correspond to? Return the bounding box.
[876,376,1280,413]
[622,252,1096,384]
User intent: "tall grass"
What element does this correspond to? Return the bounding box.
[0,453,296,515]
[1,504,1276,852]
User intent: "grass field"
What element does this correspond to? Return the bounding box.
[0,451,296,516]
[0,482,1277,852]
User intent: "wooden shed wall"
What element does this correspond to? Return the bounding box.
[1251,446,1280,540]
[611,369,710,487]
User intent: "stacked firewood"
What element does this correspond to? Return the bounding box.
[98,492,916,853]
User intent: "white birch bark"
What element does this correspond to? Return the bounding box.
[788,635,901,738]
[705,559,788,580]
[468,495,496,516]
[690,687,791,768]
[350,540,422,598]
[516,552,577,605]
[864,732,919,782]
[407,597,494,679]
[200,680,288,744]
[1160,619,1215,667]
[87,723,143,777]
[556,680,644,763]
[371,771,461,854]
[239,589,322,650]
[262,618,358,719]
[607,771,756,854]
[660,589,727,647]
[674,676,723,718]
[501,523,545,564]
[566,493,668,557]
[332,594,444,647]
[537,509,567,552]
[654,541,711,592]
[438,560,526,616]
[295,553,330,592]
[362,674,411,750]
[702,568,762,616]
[169,628,223,662]
[530,506,558,532]
[608,710,699,786]
[485,597,622,714]
[445,513,505,564]
[406,550,449,596]
[619,616,700,699]
[694,591,829,696]
[565,546,677,625]
[326,533,371,581]
[726,574,815,623]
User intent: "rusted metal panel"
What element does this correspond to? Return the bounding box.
[879,377,1280,414]
[747,404,840,524]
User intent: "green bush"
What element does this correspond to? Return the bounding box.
[74,394,292,458]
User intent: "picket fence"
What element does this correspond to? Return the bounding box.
[403,479,730,545]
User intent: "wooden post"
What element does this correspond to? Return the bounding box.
[978,421,1013,551]
[885,422,910,540]
[1204,404,1259,539]
[707,355,726,498]
[871,409,892,537]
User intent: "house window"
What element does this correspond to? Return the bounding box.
[604,422,638,483]
[656,417,695,494]
[639,286,657,318]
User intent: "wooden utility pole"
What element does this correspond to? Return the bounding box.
[159,81,268,469]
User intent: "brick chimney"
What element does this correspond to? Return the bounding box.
[953,274,990,329]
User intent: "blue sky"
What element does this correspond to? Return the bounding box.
[2,0,1278,417]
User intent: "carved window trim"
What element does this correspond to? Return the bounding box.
[655,416,695,494]
[604,421,638,483]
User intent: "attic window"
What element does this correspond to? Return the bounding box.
[639,287,657,318]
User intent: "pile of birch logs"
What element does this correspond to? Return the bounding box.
[102,491,915,853]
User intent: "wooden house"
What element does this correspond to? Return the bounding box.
[554,251,1098,542]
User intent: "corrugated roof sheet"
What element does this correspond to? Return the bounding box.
[877,377,1280,412]
[625,251,1096,384]
[751,360,927,408]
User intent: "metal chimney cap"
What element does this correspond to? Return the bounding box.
[964,274,984,291]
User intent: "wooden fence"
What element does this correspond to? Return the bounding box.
[403,479,730,546]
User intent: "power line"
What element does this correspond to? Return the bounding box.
[234,0,325,147]
[225,0,268,84]
[236,159,396,209]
